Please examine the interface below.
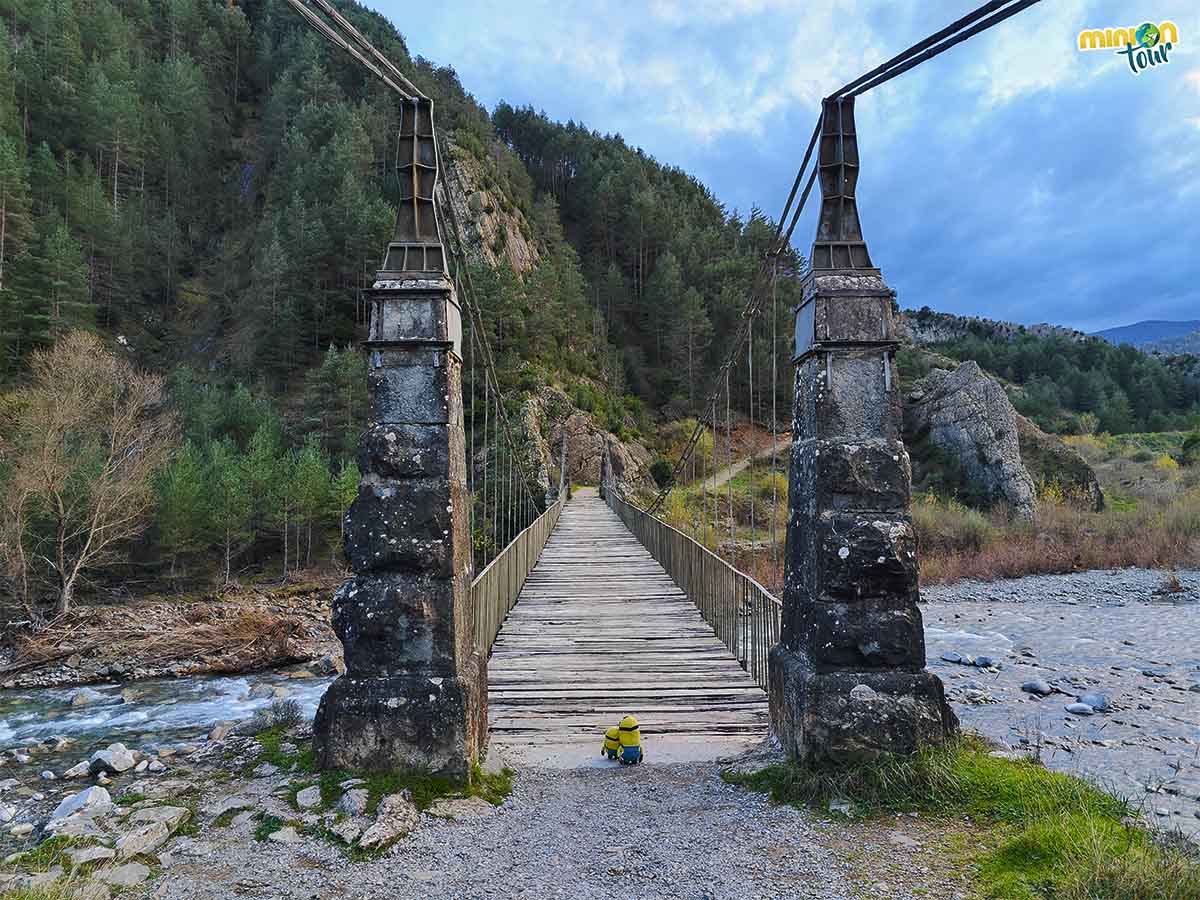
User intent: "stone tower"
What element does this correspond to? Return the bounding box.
[768,96,957,761]
[313,97,487,776]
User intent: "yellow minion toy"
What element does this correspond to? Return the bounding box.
[617,714,644,765]
[601,726,620,759]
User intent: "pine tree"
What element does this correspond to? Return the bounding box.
[156,441,208,577]
[292,436,331,568]
[206,438,253,584]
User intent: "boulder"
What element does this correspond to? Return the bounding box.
[129,805,190,830]
[63,761,91,779]
[336,788,369,818]
[49,786,113,822]
[66,845,116,867]
[93,862,150,887]
[295,786,322,810]
[330,817,366,844]
[358,790,419,850]
[115,820,170,859]
[905,361,1036,520]
[89,744,136,775]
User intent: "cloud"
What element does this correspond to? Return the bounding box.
[377,0,1199,329]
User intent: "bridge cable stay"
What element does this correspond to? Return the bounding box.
[644,0,1047,594]
[281,0,549,576]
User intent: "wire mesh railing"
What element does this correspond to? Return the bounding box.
[602,468,781,695]
[472,495,564,656]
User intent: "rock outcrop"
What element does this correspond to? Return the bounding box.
[444,144,540,277]
[899,308,1088,346]
[499,387,655,501]
[905,361,1037,520]
[1014,415,1105,511]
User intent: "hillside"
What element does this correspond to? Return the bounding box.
[1094,319,1200,351]
[900,309,1200,435]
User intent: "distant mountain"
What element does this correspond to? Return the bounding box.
[1093,320,1200,351]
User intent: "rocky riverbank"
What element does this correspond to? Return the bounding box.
[0,721,975,900]
[0,577,342,691]
[922,566,1200,836]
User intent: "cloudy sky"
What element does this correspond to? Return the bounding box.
[374,1,1197,332]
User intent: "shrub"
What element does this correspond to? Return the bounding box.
[649,458,675,489]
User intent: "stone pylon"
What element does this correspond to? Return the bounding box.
[313,97,487,776]
[768,96,957,761]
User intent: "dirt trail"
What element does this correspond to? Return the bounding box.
[702,436,790,492]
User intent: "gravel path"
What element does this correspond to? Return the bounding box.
[921,567,1200,836]
[148,763,969,900]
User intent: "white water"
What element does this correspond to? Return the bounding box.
[0,674,332,753]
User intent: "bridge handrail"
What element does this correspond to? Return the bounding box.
[472,495,564,656]
[602,477,781,695]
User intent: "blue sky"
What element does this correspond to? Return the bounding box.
[374,1,1198,332]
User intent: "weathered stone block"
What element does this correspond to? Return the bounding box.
[344,478,470,575]
[313,661,487,777]
[332,573,471,677]
[817,512,918,600]
[368,290,462,357]
[796,597,925,670]
[794,352,903,444]
[790,438,910,513]
[368,357,451,426]
[359,424,455,480]
[768,646,957,763]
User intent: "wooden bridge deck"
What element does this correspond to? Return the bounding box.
[487,487,769,754]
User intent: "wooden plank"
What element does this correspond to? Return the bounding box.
[487,488,768,746]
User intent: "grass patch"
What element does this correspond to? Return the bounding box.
[726,736,1200,899]
[115,790,146,805]
[252,812,287,842]
[289,761,513,816]
[8,836,77,873]
[251,726,316,774]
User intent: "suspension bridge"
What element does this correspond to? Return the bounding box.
[281,0,1039,774]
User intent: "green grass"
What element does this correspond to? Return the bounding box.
[288,762,513,815]
[725,736,1200,899]
[251,725,316,774]
[252,812,287,842]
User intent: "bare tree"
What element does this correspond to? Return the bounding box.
[0,332,177,614]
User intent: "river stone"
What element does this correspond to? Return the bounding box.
[0,778,17,793]
[147,759,166,773]
[267,825,303,844]
[63,760,91,779]
[0,805,14,823]
[94,862,150,887]
[205,796,254,819]
[70,687,108,707]
[130,805,190,830]
[115,820,169,859]
[9,823,34,837]
[50,786,113,822]
[208,723,233,742]
[39,770,55,781]
[330,817,365,844]
[1077,692,1109,711]
[336,788,369,817]
[1021,680,1053,696]
[90,744,136,775]
[248,684,275,700]
[67,845,116,867]
[295,786,322,810]
[358,790,419,850]
[1065,702,1095,716]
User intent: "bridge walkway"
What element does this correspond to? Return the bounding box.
[487,488,768,761]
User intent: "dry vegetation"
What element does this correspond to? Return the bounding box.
[658,431,1199,590]
[916,432,1200,584]
[0,575,339,682]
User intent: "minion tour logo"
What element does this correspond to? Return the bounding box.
[1077,21,1179,76]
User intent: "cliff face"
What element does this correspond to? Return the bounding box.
[516,387,655,499]
[445,144,540,276]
